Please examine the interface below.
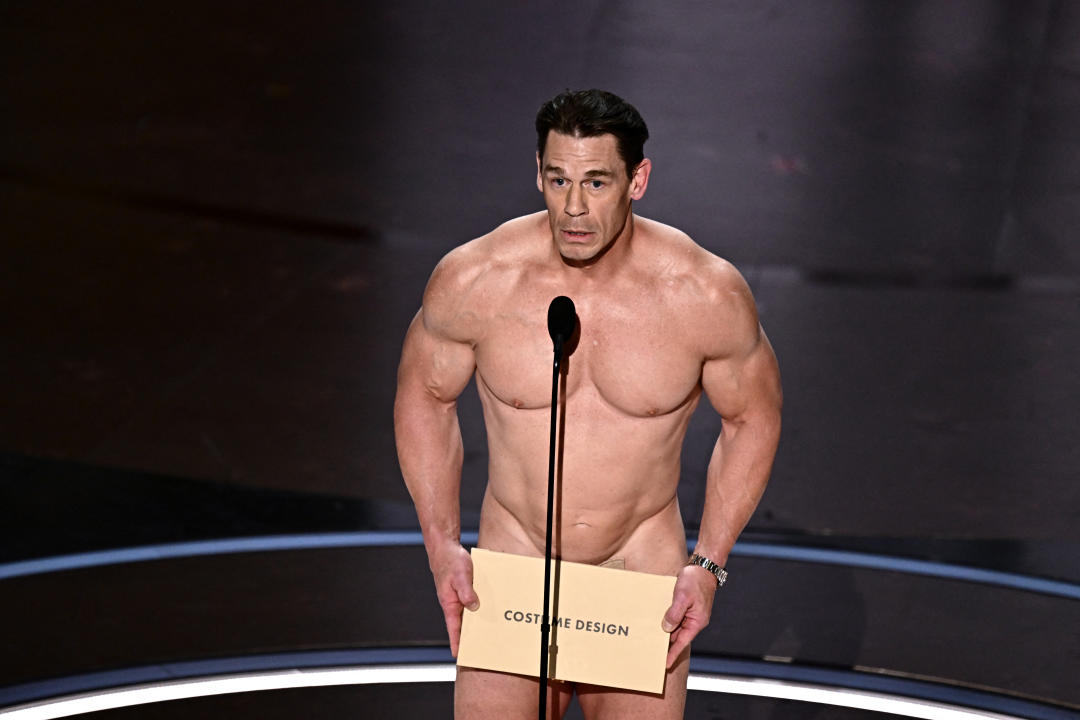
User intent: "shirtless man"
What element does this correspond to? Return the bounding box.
[394,89,782,719]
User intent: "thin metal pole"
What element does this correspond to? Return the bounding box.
[539,342,562,720]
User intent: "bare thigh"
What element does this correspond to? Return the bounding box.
[576,648,689,720]
[456,666,574,720]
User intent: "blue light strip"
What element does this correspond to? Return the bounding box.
[0,532,431,580]
[731,542,1080,600]
[1,531,1077,601]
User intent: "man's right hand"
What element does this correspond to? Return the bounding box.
[429,542,480,657]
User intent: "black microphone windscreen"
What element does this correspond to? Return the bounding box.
[547,296,577,344]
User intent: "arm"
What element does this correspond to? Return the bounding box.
[663,269,782,667]
[393,260,481,657]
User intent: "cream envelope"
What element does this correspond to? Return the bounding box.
[457,548,677,694]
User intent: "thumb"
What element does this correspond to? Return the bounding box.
[455,574,480,612]
[662,595,688,633]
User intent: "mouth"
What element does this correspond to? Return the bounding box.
[561,229,595,243]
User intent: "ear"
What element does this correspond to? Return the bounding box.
[629,158,651,201]
[536,152,543,193]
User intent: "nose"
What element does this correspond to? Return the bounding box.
[564,183,587,217]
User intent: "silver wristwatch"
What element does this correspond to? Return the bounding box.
[687,553,728,587]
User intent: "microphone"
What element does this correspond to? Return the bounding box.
[539,295,576,720]
[547,296,577,356]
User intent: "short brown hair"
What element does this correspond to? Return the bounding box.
[535,89,649,179]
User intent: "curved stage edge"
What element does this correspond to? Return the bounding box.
[2,648,1078,720]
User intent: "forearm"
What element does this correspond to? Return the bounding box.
[693,409,781,566]
[394,392,466,555]
[394,388,480,658]
[663,412,780,669]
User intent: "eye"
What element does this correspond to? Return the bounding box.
[588,180,604,189]
[551,177,567,187]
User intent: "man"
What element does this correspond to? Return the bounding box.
[394,89,782,719]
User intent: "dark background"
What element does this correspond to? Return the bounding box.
[2,1,1078,716]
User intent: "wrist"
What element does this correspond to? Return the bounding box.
[690,536,730,568]
[687,553,728,587]
[423,529,463,555]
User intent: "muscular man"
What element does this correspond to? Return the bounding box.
[394,89,782,719]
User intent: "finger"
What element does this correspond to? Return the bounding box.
[661,595,689,633]
[666,629,691,669]
[666,611,708,668]
[444,603,463,657]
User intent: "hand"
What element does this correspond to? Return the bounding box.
[428,542,480,657]
[661,564,718,668]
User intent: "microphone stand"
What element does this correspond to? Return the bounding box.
[539,332,564,720]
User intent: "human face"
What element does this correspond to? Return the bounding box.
[536,131,650,264]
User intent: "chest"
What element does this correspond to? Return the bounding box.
[474,294,703,417]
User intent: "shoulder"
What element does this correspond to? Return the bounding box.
[422,212,547,342]
[635,217,760,359]
[634,216,754,310]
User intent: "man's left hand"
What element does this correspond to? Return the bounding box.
[661,564,718,668]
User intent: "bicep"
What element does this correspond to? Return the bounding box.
[701,327,782,424]
[697,263,781,424]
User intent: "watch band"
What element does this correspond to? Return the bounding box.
[687,553,728,587]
